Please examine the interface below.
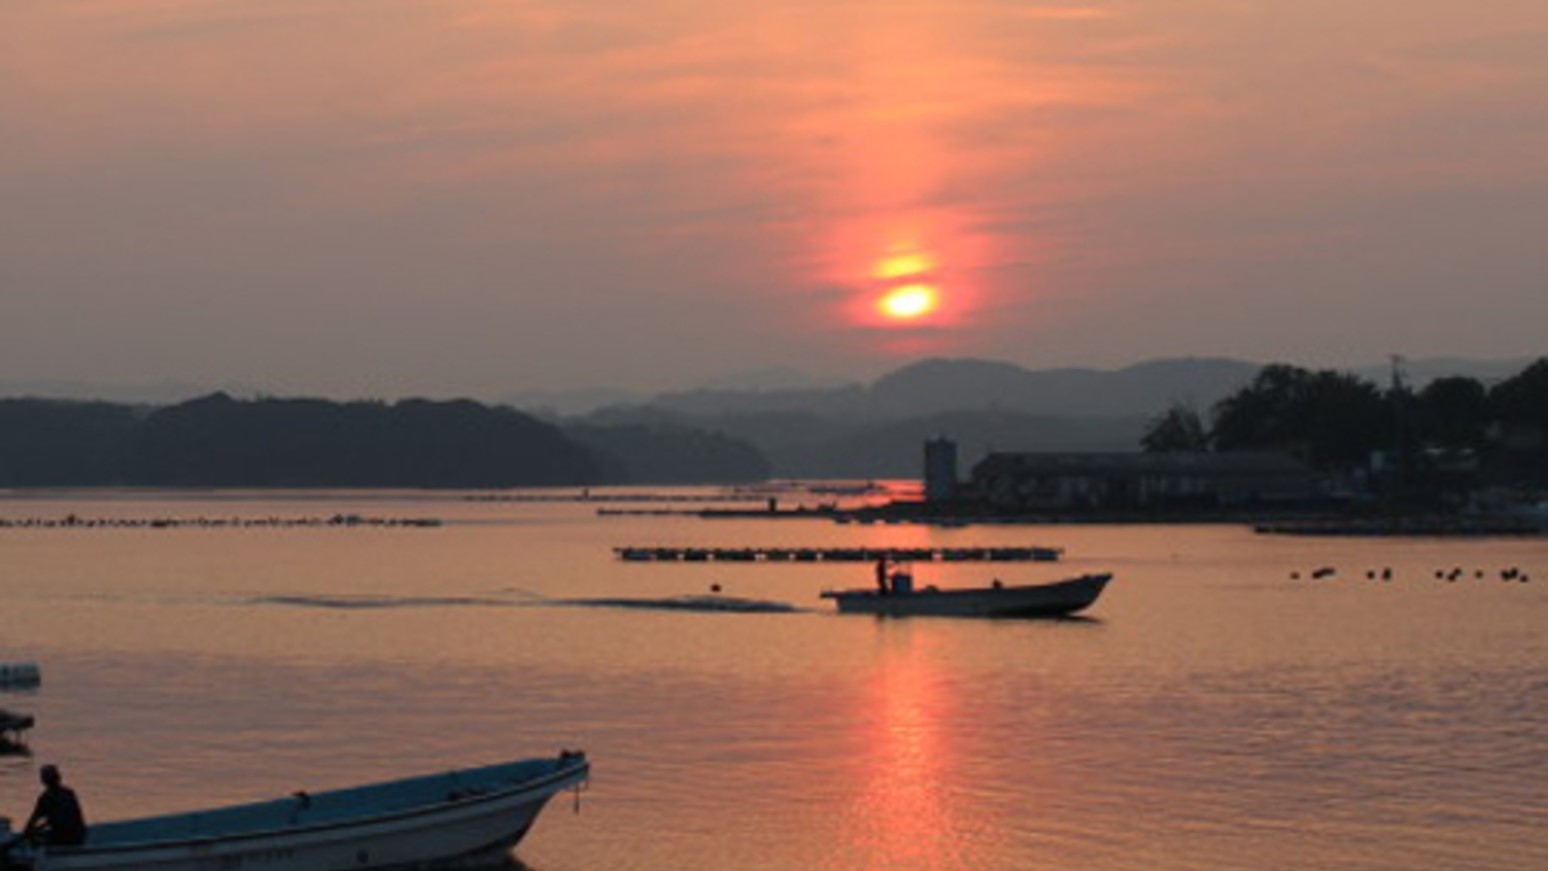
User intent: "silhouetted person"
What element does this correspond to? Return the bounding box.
[875,558,890,595]
[24,764,87,847]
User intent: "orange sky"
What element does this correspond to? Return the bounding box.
[2,1,1546,395]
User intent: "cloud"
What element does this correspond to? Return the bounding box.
[3,0,1547,391]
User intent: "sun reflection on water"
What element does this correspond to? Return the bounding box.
[841,626,982,870]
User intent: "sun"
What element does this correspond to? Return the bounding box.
[878,284,939,320]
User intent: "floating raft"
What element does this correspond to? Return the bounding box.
[472,492,761,504]
[1256,517,1546,537]
[614,545,1062,563]
[0,514,441,530]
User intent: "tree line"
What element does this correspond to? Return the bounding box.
[1142,358,1548,498]
[0,393,770,487]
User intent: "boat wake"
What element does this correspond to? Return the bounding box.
[248,593,525,610]
[245,590,803,614]
[548,594,807,614]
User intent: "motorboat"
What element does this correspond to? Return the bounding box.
[2,750,588,871]
[821,571,1112,618]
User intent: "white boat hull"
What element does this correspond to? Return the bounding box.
[10,754,587,871]
[822,573,1112,618]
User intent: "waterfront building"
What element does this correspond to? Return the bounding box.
[967,451,1316,511]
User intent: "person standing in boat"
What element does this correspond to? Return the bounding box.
[875,558,890,595]
[24,764,87,847]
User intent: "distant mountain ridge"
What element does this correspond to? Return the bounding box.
[0,377,264,406]
[4,355,1536,482]
[0,395,769,487]
[613,355,1535,421]
[864,357,1262,418]
[6,355,1530,417]
[634,356,1265,421]
[563,355,1539,478]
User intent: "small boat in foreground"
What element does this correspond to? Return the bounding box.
[2,751,588,871]
[821,571,1112,618]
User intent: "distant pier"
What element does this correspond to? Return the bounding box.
[614,545,1062,563]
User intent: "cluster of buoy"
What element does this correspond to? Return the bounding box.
[0,514,442,530]
[1429,566,1531,583]
[1291,565,1531,583]
[1294,566,1348,580]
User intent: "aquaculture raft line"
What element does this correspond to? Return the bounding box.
[614,545,1063,563]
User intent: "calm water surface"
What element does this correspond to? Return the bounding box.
[1,490,1544,870]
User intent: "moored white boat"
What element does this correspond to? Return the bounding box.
[821,572,1112,618]
[2,751,588,871]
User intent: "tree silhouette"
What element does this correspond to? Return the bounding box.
[1486,358,1548,484]
[1141,403,1210,453]
[1413,376,1488,452]
[1211,364,1386,471]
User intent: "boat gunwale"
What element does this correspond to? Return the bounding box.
[39,757,588,859]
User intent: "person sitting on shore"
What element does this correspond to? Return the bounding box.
[24,764,87,847]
